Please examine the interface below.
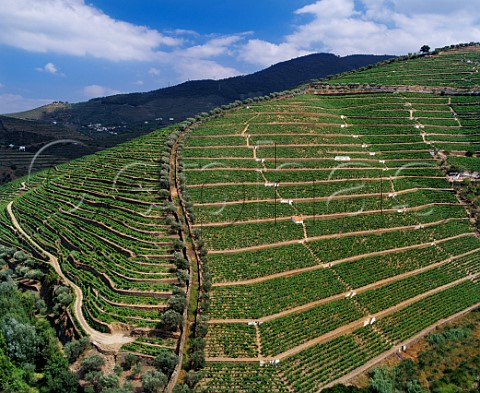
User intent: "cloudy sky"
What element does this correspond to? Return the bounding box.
[0,0,479,113]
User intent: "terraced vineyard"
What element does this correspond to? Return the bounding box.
[333,44,480,88]
[0,128,184,359]
[0,44,478,392]
[180,45,480,392]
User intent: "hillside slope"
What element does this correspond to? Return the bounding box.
[10,53,394,131]
[0,115,93,184]
[0,128,185,355]
[2,53,393,185]
[0,44,478,392]
[175,44,480,392]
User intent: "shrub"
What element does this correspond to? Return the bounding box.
[1,316,38,364]
[184,370,202,388]
[173,385,191,393]
[64,337,90,363]
[172,240,185,251]
[173,255,188,270]
[141,370,168,393]
[168,294,186,314]
[161,310,183,331]
[176,270,189,287]
[190,337,206,352]
[154,352,178,376]
[81,354,105,373]
[13,251,27,262]
[121,353,138,371]
[188,351,205,370]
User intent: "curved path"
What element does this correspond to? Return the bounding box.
[7,201,133,351]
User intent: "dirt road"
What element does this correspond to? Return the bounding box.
[7,201,133,352]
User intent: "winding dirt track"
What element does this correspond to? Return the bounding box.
[7,201,133,351]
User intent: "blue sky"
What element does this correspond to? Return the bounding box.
[0,0,479,114]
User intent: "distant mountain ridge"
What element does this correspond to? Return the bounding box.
[1,52,394,184]
[11,53,395,132]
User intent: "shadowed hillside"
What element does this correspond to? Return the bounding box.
[2,53,393,184]
[10,53,394,131]
[0,116,94,184]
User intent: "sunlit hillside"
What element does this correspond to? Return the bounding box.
[179,44,480,392]
[0,43,478,392]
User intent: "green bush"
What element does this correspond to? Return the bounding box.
[142,370,167,393]
[81,354,105,373]
[154,351,178,377]
[64,337,90,363]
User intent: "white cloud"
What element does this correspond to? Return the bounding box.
[0,0,181,61]
[392,0,480,16]
[149,68,161,76]
[239,0,480,66]
[36,62,62,75]
[238,40,312,68]
[149,34,246,82]
[174,59,241,82]
[83,85,122,98]
[183,35,243,58]
[0,94,53,114]
[296,0,355,19]
[44,62,57,74]
[168,29,199,37]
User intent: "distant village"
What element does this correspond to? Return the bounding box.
[85,116,176,134]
